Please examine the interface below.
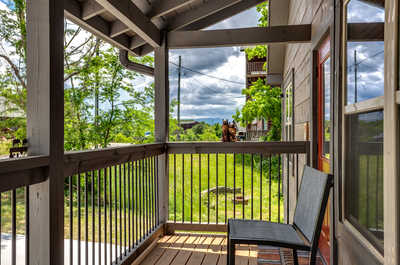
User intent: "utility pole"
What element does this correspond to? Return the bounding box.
[354,50,358,103]
[177,56,181,140]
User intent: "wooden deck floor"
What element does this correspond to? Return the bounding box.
[138,234,258,265]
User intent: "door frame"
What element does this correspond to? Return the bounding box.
[310,16,336,265]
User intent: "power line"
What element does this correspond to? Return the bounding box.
[169,61,245,85]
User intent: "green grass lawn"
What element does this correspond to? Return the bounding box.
[168,154,284,224]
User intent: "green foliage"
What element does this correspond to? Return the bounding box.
[0,0,156,153]
[244,2,269,61]
[178,122,220,142]
[234,79,281,141]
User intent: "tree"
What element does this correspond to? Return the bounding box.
[234,1,282,142]
[0,0,155,152]
[233,79,281,141]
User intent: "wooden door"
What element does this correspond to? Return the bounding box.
[317,37,331,265]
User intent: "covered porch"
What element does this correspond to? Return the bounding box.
[0,0,398,264]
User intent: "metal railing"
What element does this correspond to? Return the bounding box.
[64,144,164,265]
[166,141,310,231]
[247,61,266,75]
[0,156,49,265]
[0,141,310,264]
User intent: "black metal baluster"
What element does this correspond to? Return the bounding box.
[182,154,185,222]
[109,167,112,265]
[199,154,201,224]
[286,154,290,224]
[152,157,156,230]
[124,163,127,254]
[148,157,152,231]
[85,173,88,265]
[278,155,281,223]
[69,176,73,265]
[260,154,263,220]
[147,158,153,231]
[78,174,81,265]
[152,157,155,230]
[0,192,2,265]
[269,154,272,221]
[190,154,193,224]
[104,168,107,263]
[98,169,101,263]
[207,153,210,224]
[156,156,159,225]
[139,160,142,240]
[242,153,245,219]
[141,159,144,239]
[135,161,139,245]
[119,165,122,259]
[296,154,299,200]
[91,172,95,265]
[25,187,29,265]
[233,154,236,219]
[11,189,16,265]
[144,158,148,236]
[131,161,135,248]
[114,166,117,262]
[225,153,227,223]
[174,154,176,223]
[216,153,219,224]
[251,154,254,220]
[128,162,131,251]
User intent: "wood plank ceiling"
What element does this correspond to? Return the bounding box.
[64,0,265,56]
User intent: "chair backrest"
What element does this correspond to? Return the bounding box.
[293,166,333,245]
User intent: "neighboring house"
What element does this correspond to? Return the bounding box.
[179,120,199,130]
[0,97,24,120]
[241,48,269,141]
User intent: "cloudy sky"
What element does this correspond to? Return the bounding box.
[346,0,385,104]
[169,9,261,120]
[134,8,261,120]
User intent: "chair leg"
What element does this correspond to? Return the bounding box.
[309,249,317,265]
[293,249,299,265]
[228,240,235,265]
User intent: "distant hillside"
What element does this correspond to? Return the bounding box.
[193,118,224,125]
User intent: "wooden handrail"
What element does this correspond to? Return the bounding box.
[64,143,166,176]
[0,155,49,192]
[167,141,310,155]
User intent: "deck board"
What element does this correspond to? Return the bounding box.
[137,234,258,265]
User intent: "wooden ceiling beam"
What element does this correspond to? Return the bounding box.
[130,36,146,50]
[81,0,105,20]
[347,22,384,42]
[134,0,266,56]
[96,0,161,47]
[110,20,130,38]
[166,0,241,31]
[181,0,265,30]
[167,25,312,48]
[148,0,198,18]
[64,0,140,56]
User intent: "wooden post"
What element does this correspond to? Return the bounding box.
[384,0,399,264]
[154,31,169,227]
[26,0,64,264]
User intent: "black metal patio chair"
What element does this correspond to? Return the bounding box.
[227,166,333,265]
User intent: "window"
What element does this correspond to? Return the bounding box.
[343,0,385,251]
[283,69,294,142]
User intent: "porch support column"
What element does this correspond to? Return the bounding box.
[154,31,170,228]
[26,0,64,264]
[384,0,399,264]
